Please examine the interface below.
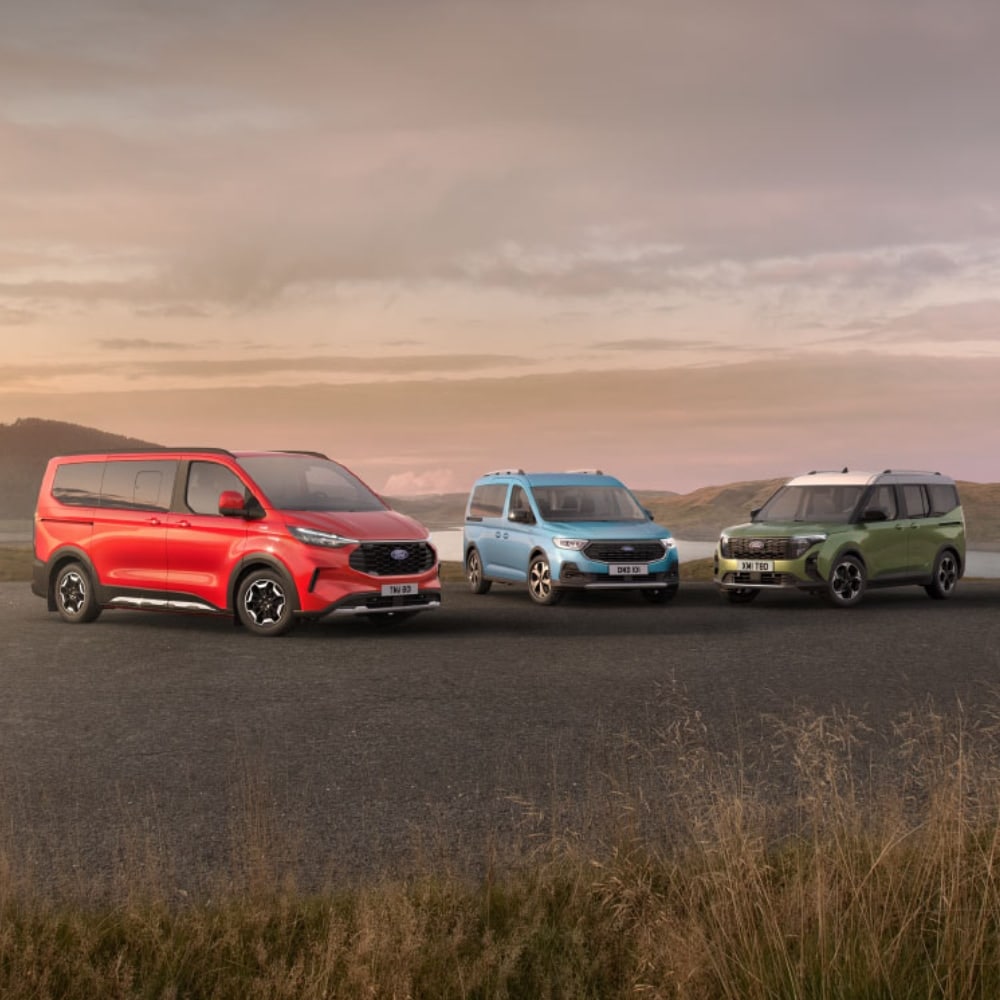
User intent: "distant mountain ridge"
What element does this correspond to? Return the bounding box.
[0,418,159,520]
[1,418,997,545]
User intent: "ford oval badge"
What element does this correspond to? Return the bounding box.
[390,547,410,561]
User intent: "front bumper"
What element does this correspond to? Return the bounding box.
[714,553,823,591]
[310,588,442,618]
[556,562,679,590]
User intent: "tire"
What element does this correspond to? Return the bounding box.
[236,568,296,636]
[54,561,102,623]
[724,588,760,605]
[925,549,960,600]
[465,548,492,594]
[825,555,866,608]
[641,585,678,604]
[527,554,562,605]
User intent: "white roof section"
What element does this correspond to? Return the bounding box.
[785,471,878,487]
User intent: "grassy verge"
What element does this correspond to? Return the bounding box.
[4,703,1000,997]
[0,546,32,582]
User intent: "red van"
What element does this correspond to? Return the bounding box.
[32,449,440,636]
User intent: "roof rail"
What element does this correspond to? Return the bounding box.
[565,468,604,475]
[807,467,850,475]
[881,469,943,476]
[278,450,330,459]
[483,468,525,476]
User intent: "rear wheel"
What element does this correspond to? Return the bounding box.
[237,569,296,636]
[465,548,491,594]
[528,554,562,605]
[724,588,759,605]
[925,549,960,600]
[826,555,866,608]
[54,561,102,623]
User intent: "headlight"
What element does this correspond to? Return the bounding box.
[719,534,732,558]
[553,537,588,550]
[788,534,826,559]
[288,525,358,548]
[660,538,676,552]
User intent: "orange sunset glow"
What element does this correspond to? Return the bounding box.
[3,1,999,494]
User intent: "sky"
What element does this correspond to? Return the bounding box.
[2,0,1000,495]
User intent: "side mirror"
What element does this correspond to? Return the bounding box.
[862,508,888,523]
[508,508,533,524]
[750,507,761,521]
[219,490,248,517]
[644,508,654,520]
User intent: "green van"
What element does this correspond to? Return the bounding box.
[714,469,966,607]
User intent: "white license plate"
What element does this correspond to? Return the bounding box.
[609,564,648,576]
[381,582,418,596]
[738,559,774,573]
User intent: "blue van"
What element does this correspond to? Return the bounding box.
[462,470,679,605]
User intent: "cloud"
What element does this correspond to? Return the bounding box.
[95,337,201,350]
[382,468,458,496]
[593,337,714,352]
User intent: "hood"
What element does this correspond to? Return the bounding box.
[541,519,672,540]
[723,520,846,538]
[282,508,429,541]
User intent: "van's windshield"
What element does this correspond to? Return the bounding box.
[237,455,386,512]
[531,485,647,522]
[756,484,865,524]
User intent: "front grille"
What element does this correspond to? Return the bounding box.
[731,572,792,586]
[349,542,435,576]
[727,537,793,559]
[583,540,666,563]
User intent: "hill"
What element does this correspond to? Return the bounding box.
[0,419,996,545]
[0,418,158,518]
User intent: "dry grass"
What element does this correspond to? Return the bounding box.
[4,698,1000,997]
[0,546,32,582]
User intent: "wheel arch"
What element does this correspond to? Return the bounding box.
[227,555,301,616]
[44,547,98,611]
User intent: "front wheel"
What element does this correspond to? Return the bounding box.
[641,585,678,604]
[54,561,102,623]
[925,549,960,600]
[724,588,759,605]
[465,548,491,594]
[236,569,296,636]
[527,554,562,605]
[826,555,866,608]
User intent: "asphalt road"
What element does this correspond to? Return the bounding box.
[3,578,1000,893]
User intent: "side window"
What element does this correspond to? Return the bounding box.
[100,460,177,512]
[927,484,959,516]
[468,483,508,518]
[186,461,247,515]
[51,461,104,507]
[863,484,897,521]
[900,484,929,519]
[508,485,531,516]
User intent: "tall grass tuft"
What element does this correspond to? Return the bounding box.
[5,698,1000,997]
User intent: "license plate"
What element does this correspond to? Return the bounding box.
[381,582,417,596]
[738,559,774,573]
[609,564,648,576]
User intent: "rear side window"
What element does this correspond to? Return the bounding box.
[927,483,960,516]
[900,484,930,519]
[468,483,508,518]
[100,460,177,512]
[52,462,104,507]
